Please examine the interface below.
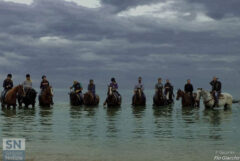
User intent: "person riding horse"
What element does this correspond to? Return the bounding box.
[164,79,174,103]
[134,77,145,97]
[1,74,13,102]
[88,79,96,99]
[103,77,120,105]
[132,77,146,105]
[210,77,222,107]
[70,80,83,101]
[40,75,53,105]
[184,79,194,102]
[155,78,163,95]
[23,74,32,91]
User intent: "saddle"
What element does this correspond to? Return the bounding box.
[1,90,9,102]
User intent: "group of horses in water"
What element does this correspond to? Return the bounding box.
[0,85,53,109]
[0,84,238,109]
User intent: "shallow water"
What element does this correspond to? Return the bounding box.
[0,89,240,161]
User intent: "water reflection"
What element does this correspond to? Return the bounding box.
[69,106,83,140]
[203,108,232,126]
[1,108,17,117]
[83,105,98,118]
[132,106,146,139]
[152,105,173,140]
[202,109,232,142]
[132,106,146,118]
[106,107,121,138]
[181,107,200,124]
[38,107,53,142]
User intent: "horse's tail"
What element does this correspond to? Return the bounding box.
[233,99,240,104]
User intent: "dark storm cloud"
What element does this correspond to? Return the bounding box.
[100,0,164,12]
[0,0,239,90]
[186,0,240,19]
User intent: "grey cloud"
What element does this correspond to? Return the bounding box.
[0,0,239,90]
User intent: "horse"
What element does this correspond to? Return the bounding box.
[153,88,167,106]
[39,86,53,107]
[1,85,25,109]
[105,86,121,107]
[176,89,199,107]
[18,88,37,108]
[83,92,99,106]
[196,88,237,109]
[132,88,146,106]
[69,91,83,106]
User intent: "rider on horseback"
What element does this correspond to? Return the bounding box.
[133,77,146,102]
[88,79,96,99]
[1,74,13,102]
[164,79,174,103]
[40,75,53,105]
[184,79,194,101]
[155,78,163,94]
[103,77,120,105]
[70,81,83,101]
[23,74,32,91]
[40,75,49,91]
[210,76,222,107]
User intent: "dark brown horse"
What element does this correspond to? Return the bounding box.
[105,86,121,107]
[1,85,25,109]
[153,88,168,106]
[83,92,99,106]
[69,91,83,106]
[39,86,53,107]
[132,88,146,106]
[176,89,199,107]
[18,88,37,108]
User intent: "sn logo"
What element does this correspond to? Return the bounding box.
[3,138,25,150]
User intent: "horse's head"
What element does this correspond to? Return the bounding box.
[45,86,53,97]
[17,84,25,97]
[108,86,113,96]
[176,89,183,100]
[136,88,142,98]
[195,88,203,101]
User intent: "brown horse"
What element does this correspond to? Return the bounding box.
[105,86,121,107]
[176,89,199,107]
[153,88,168,106]
[83,92,99,106]
[39,86,53,107]
[1,85,25,109]
[132,88,146,106]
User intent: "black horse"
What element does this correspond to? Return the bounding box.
[69,91,83,106]
[83,92,100,106]
[132,88,146,106]
[18,88,37,108]
[104,86,121,107]
[153,88,167,106]
[153,88,174,106]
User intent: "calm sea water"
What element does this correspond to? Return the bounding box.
[0,89,240,161]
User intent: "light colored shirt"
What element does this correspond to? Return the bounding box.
[155,83,163,89]
[134,83,144,91]
[23,80,32,88]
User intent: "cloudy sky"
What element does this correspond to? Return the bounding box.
[0,0,240,91]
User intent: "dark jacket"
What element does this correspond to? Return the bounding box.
[210,80,221,92]
[40,80,49,90]
[164,83,173,92]
[184,84,193,93]
[72,82,82,93]
[88,84,95,94]
[3,79,13,90]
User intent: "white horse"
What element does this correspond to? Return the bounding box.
[196,88,237,108]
